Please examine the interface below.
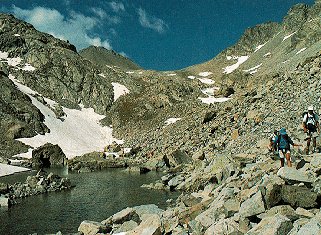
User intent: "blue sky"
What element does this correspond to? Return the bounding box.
[0,0,315,71]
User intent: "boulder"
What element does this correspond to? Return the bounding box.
[281,185,318,208]
[0,183,8,194]
[127,214,162,235]
[32,143,67,168]
[169,149,192,166]
[259,174,285,209]
[192,150,205,161]
[287,218,310,234]
[205,218,242,235]
[277,167,314,185]
[78,220,111,235]
[246,214,293,235]
[310,155,321,170]
[239,191,266,218]
[102,207,140,225]
[204,218,243,235]
[133,204,164,221]
[203,111,217,124]
[295,207,315,218]
[113,220,138,233]
[258,205,298,221]
[188,220,205,235]
[0,196,9,207]
[296,213,321,235]
[168,175,185,190]
[223,199,240,217]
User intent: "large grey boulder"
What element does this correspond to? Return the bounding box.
[258,205,298,221]
[127,214,162,235]
[259,174,285,209]
[239,191,266,218]
[102,207,140,225]
[281,185,318,208]
[78,220,111,235]
[32,143,67,168]
[133,204,163,221]
[296,213,321,235]
[205,218,242,235]
[277,167,314,185]
[246,214,293,235]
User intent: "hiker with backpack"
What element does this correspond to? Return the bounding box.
[302,105,320,154]
[273,128,302,167]
[268,130,279,153]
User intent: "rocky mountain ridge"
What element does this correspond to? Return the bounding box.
[79,46,142,71]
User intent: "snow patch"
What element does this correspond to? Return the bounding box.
[282,32,296,41]
[6,57,22,67]
[164,118,181,126]
[9,75,123,159]
[14,34,21,37]
[126,71,135,74]
[98,73,106,78]
[243,63,262,74]
[22,63,36,71]
[138,71,143,74]
[0,51,9,59]
[223,56,249,74]
[198,72,213,77]
[167,73,177,76]
[198,97,231,104]
[201,87,219,96]
[188,76,195,79]
[0,163,30,177]
[296,48,306,55]
[254,43,266,52]
[112,82,130,101]
[263,52,271,57]
[198,78,215,85]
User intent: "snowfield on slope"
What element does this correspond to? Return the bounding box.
[111,82,130,101]
[0,163,30,177]
[9,74,123,160]
[223,56,249,74]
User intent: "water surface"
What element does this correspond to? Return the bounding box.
[0,168,176,235]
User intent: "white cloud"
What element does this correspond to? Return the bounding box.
[91,7,121,24]
[109,1,125,13]
[13,6,112,50]
[119,51,128,57]
[91,7,108,19]
[138,8,168,33]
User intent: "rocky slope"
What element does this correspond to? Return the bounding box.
[79,46,142,71]
[74,1,321,234]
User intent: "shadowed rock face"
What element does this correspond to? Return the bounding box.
[32,143,67,168]
[0,70,48,157]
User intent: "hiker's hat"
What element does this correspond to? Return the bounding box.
[308,105,314,111]
[279,128,287,135]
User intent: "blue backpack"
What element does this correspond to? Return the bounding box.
[277,134,289,149]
